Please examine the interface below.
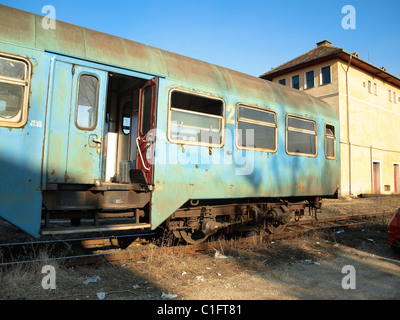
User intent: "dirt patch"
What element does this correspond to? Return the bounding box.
[0,196,399,301]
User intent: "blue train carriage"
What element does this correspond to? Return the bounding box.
[0,5,340,242]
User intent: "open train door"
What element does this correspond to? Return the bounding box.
[136,78,158,185]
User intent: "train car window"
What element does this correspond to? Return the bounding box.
[286,115,317,156]
[325,124,336,159]
[169,90,224,147]
[236,105,277,152]
[0,55,30,127]
[76,74,99,130]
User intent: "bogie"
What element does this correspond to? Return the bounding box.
[166,200,312,244]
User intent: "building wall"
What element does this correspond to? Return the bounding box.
[337,60,400,195]
[270,58,400,196]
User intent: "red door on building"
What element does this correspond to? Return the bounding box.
[394,164,400,194]
[373,162,381,194]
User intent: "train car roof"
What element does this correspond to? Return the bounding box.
[0,4,336,120]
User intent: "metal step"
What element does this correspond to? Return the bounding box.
[40,223,151,235]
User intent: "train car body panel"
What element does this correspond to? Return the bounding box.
[0,42,50,237]
[149,79,340,228]
[0,5,340,238]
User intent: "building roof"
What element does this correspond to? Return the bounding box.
[261,41,341,77]
[260,40,400,89]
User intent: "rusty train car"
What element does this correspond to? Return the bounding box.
[0,5,340,243]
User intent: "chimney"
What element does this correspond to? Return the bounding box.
[316,40,332,47]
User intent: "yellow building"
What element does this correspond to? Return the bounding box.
[260,40,400,196]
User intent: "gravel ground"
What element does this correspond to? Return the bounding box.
[0,195,399,305]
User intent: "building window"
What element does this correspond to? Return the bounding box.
[394,92,397,104]
[236,104,277,152]
[76,74,99,130]
[286,115,317,156]
[305,71,314,89]
[278,79,286,86]
[292,75,300,90]
[320,66,331,85]
[325,124,336,159]
[368,81,378,95]
[168,90,224,147]
[0,54,31,127]
[389,90,392,101]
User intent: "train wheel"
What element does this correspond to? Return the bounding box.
[266,221,286,234]
[179,229,209,244]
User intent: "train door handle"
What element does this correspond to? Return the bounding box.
[89,135,102,154]
[93,136,102,154]
[92,137,102,144]
[89,134,102,145]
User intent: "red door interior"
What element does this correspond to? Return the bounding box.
[137,78,157,184]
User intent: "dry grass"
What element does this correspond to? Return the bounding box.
[0,195,398,300]
[321,195,399,216]
[0,249,63,299]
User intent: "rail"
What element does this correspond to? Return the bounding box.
[0,212,392,267]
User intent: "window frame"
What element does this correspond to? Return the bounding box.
[140,84,154,136]
[320,65,331,85]
[325,123,336,160]
[278,79,286,86]
[235,103,278,153]
[75,73,100,131]
[167,88,225,148]
[0,53,31,128]
[291,75,300,90]
[285,114,318,157]
[304,70,314,89]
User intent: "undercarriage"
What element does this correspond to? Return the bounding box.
[166,197,322,244]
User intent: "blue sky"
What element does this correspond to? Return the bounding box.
[1,0,400,77]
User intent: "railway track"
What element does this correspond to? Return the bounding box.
[0,212,392,267]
